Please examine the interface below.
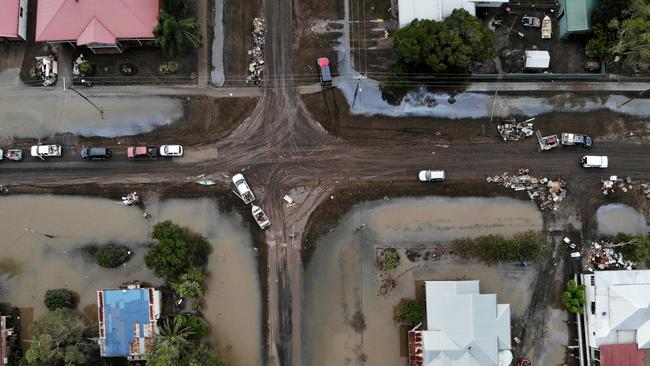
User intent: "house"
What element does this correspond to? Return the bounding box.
[407,281,512,366]
[97,285,161,360]
[581,270,650,366]
[398,0,509,27]
[0,0,28,41]
[0,312,14,366]
[558,0,598,39]
[35,0,159,53]
[525,50,550,69]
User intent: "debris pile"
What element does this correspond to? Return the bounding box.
[246,17,266,85]
[487,169,567,210]
[30,56,58,86]
[589,240,636,270]
[641,183,650,199]
[497,118,534,141]
[121,192,140,206]
[599,176,650,199]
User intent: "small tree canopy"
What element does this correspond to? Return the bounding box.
[95,244,131,268]
[153,10,202,58]
[563,279,586,314]
[171,267,206,298]
[44,289,74,311]
[395,299,423,325]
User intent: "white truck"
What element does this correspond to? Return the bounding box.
[31,145,62,159]
[232,173,255,204]
[581,155,608,168]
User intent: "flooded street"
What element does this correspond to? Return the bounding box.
[596,204,649,236]
[302,196,542,366]
[0,195,262,366]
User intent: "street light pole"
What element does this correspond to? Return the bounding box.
[67,83,104,119]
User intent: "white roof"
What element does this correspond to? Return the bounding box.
[422,281,512,366]
[583,270,650,349]
[524,50,550,69]
[398,0,477,27]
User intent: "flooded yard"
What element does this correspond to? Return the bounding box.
[0,195,262,366]
[596,204,649,236]
[302,196,543,366]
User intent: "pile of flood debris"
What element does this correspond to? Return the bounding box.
[246,17,266,85]
[487,168,567,210]
[600,176,650,199]
[497,118,535,141]
[588,240,636,270]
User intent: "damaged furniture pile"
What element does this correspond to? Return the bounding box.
[497,118,535,141]
[246,17,266,85]
[486,168,567,210]
[30,56,58,86]
[588,240,636,270]
[600,176,650,199]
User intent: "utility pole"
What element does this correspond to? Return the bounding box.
[68,84,104,119]
[351,75,366,109]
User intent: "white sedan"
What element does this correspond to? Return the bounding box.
[160,145,183,157]
[418,170,445,182]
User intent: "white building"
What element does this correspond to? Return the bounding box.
[408,281,512,366]
[398,0,509,27]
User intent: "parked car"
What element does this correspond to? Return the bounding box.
[127,146,157,160]
[521,16,541,28]
[581,155,608,168]
[317,57,332,86]
[561,133,592,148]
[31,145,62,158]
[81,147,111,160]
[160,145,183,157]
[418,170,446,182]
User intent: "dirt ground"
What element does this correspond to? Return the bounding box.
[222,0,262,85]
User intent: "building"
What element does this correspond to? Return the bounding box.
[0,0,28,41]
[558,0,597,39]
[97,285,162,360]
[525,50,550,69]
[408,281,512,366]
[398,0,508,27]
[35,0,159,53]
[581,270,650,366]
[0,312,14,366]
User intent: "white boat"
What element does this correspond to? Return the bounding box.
[251,205,270,229]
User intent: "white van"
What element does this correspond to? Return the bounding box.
[418,170,446,182]
[581,155,608,168]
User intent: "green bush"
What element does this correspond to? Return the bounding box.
[167,61,180,73]
[176,313,209,338]
[613,233,650,263]
[377,248,400,271]
[171,267,206,297]
[563,279,586,314]
[395,299,423,325]
[95,244,131,268]
[78,60,93,75]
[452,230,548,264]
[44,289,74,311]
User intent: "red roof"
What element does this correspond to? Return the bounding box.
[36,0,159,44]
[600,344,644,366]
[0,0,21,38]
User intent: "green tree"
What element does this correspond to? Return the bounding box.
[188,343,226,366]
[153,10,202,58]
[613,233,650,263]
[395,299,423,325]
[176,314,209,339]
[377,248,400,271]
[44,289,74,311]
[95,244,131,268]
[161,0,189,16]
[563,279,586,314]
[23,309,95,366]
[171,267,206,298]
[147,316,193,366]
[145,221,212,282]
[392,10,496,74]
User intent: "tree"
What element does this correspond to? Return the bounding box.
[392,10,496,75]
[145,221,212,282]
[176,314,209,339]
[563,280,586,314]
[147,316,193,366]
[395,299,423,325]
[95,244,131,268]
[171,268,206,298]
[44,289,74,311]
[23,309,95,366]
[377,248,400,271]
[153,10,202,58]
[188,343,226,366]
[613,233,650,263]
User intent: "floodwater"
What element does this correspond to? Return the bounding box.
[302,196,542,366]
[0,195,262,366]
[145,199,262,366]
[0,94,183,138]
[596,204,649,236]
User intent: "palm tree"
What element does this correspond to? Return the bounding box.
[153,10,202,58]
[147,316,194,366]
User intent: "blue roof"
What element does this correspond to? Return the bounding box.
[102,289,152,357]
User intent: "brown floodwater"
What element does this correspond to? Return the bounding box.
[595,203,649,236]
[302,196,542,366]
[0,196,261,366]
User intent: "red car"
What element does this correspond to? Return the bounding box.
[127,146,157,160]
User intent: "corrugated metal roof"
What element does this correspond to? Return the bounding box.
[100,289,154,357]
[0,0,20,38]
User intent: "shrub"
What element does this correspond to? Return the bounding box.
[167,61,180,73]
[452,231,548,264]
[171,267,206,297]
[613,233,650,263]
[95,244,131,268]
[44,289,74,311]
[78,60,93,75]
[395,299,423,325]
[563,279,586,314]
[176,313,209,338]
[377,248,400,271]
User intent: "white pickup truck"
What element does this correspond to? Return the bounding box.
[232,173,255,204]
[31,145,62,158]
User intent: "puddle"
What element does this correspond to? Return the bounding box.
[0,195,262,366]
[302,196,542,366]
[0,95,183,138]
[146,199,262,366]
[596,204,649,236]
